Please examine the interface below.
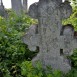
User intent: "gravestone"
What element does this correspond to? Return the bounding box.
[11,0,22,15]
[22,0,77,73]
[23,0,27,13]
[0,0,7,17]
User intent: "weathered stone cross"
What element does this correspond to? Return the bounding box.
[23,0,77,73]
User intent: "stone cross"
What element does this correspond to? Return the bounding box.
[23,0,77,73]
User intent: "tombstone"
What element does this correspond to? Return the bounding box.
[23,0,27,13]
[0,0,7,17]
[11,0,22,15]
[22,0,77,73]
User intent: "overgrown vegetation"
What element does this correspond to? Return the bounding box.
[0,10,38,77]
[0,1,77,76]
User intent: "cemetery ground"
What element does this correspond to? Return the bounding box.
[0,7,77,77]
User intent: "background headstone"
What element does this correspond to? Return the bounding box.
[0,0,7,17]
[11,0,22,15]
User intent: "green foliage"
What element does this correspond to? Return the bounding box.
[70,49,77,68]
[63,0,77,30]
[21,61,63,77]
[21,61,77,77]
[64,69,77,77]
[70,0,77,7]
[0,11,37,77]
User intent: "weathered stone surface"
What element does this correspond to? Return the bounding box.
[28,2,38,19]
[0,0,7,17]
[23,0,27,13]
[23,24,40,51]
[22,0,77,73]
[11,0,22,15]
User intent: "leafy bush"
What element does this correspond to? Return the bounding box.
[0,11,37,77]
[21,61,77,77]
[21,61,63,77]
[63,6,77,30]
[70,49,77,68]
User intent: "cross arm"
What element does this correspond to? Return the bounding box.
[22,25,40,51]
[28,2,38,19]
[60,1,72,19]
